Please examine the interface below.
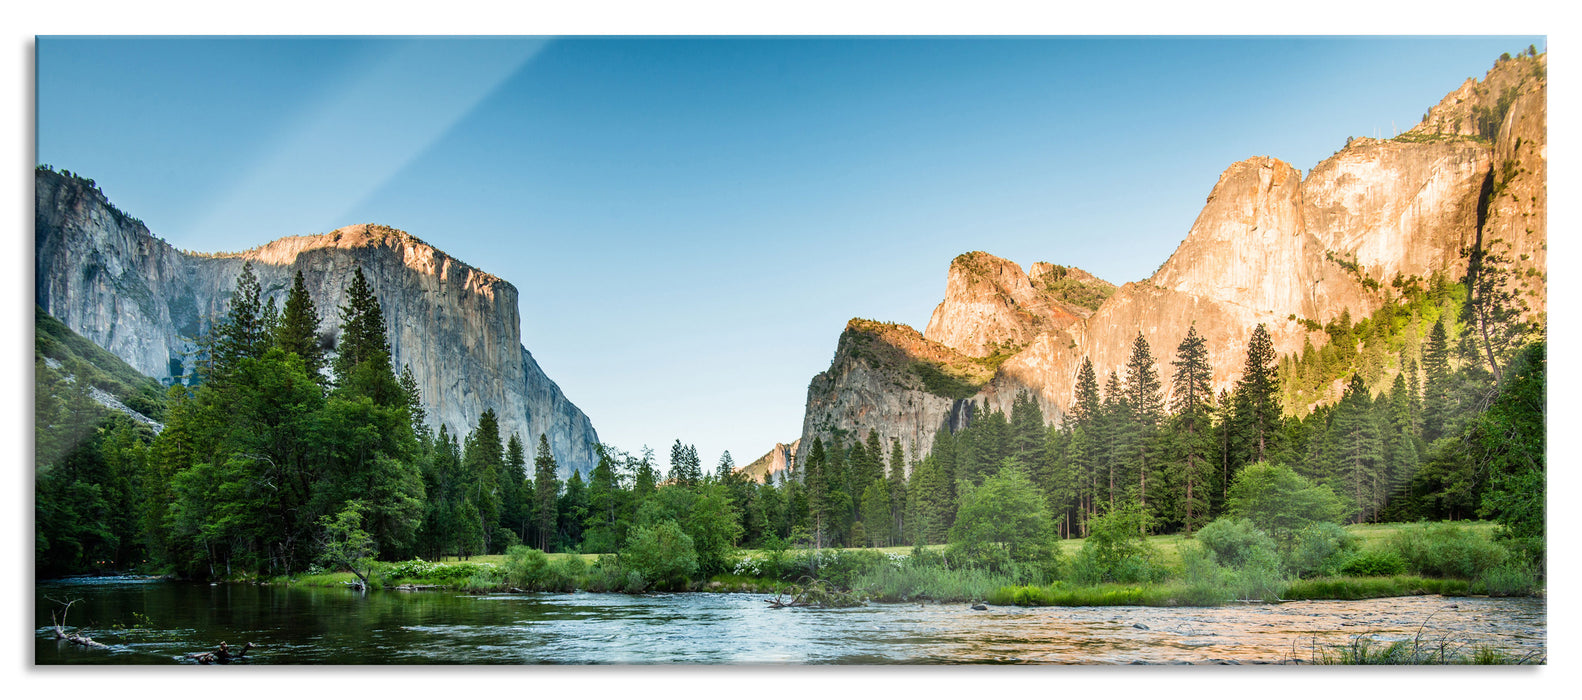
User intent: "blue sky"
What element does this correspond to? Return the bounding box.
[36,36,1545,473]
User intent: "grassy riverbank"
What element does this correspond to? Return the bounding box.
[278,520,1538,608]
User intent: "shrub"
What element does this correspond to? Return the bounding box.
[1286,522,1358,578]
[1476,561,1537,596]
[1072,502,1165,584]
[1339,550,1407,577]
[1388,523,1507,579]
[1195,518,1278,568]
[502,545,551,588]
[1226,463,1349,546]
[946,466,1057,572]
[620,521,698,590]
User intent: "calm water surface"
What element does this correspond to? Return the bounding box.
[34,577,1545,664]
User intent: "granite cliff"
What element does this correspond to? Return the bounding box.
[797,53,1546,472]
[34,169,599,476]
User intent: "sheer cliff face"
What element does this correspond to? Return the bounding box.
[35,171,598,476]
[798,320,976,472]
[923,252,1086,357]
[798,54,1546,465]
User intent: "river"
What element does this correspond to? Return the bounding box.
[34,577,1546,664]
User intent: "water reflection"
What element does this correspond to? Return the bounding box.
[35,579,1545,665]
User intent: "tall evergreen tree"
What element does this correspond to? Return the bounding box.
[399,364,427,439]
[1168,326,1214,533]
[670,440,701,488]
[804,438,831,549]
[1232,323,1281,471]
[212,262,269,378]
[1101,370,1125,508]
[276,269,325,381]
[1422,318,1453,441]
[1121,331,1164,507]
[1328,375,1387,522]
[887,438,908,545]
[332,267,400,407]
[501,433,529,547]
[462,409,504,552]
[533,434,560,550]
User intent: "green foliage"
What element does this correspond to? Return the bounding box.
[1475,561,1538,596]
[1194,517,1277,569]
[1285,522,1358,578]
[946,466,1056,572]
[35,306,168,420]
[620,520,698,590]
[1338,550,1407,577]
[1035,264,1116,311]
[910,360,983,400]
[1281,575,1468,601]
[1475,341,1545,541]
[1387,522,1507,579]
[316,501,377,585]
[851,557,1027,603]
[1070,502,1165,584]
[1226,462,1349,545]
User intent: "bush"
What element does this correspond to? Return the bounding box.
[502,546,551,588]
[1339,550,1407,577]
[1226,463,1349,546]
[946,466,1057,572]
[1286,522,1358,578]
[1388,523,1507,579]
[1195,518,1278,569]
[620,521,698,590]
[1476,561,1537,596]
[1072,502,1165,584]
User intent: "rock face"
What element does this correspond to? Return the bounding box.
[797,320,983,470]
[922,252,1104,357]
[797,53,1547,468]
[739,438,800,484]
[34,170,599,476]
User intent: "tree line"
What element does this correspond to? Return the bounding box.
[35,244,1543,578]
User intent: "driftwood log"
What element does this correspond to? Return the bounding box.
[48,598,109,649]
[185,641,255,664]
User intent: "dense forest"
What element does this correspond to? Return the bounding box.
[35,237,1544,584]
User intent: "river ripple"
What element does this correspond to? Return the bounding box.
[34,578,1545,665]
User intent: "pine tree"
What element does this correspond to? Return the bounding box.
[502,433,529,546]
[213,262,269,378]
[276,269,325,381]
[887,438,907,545]
[1009,390,1046,469]
[1121,331,1164,508]
[332,267,399,406]
[715,450,736,482]
[1168,326,1214,533]
[462,409,504,553]
[1068,358,1102,527]
[860,478,893,546]
[585,444,624,551]
[804,438,831,549]
[1422,318,1452,441]
[533,434,560,551]
[1329,375,1386,523]
[399,364,427,439]
[1101,370,1125,508]
[1232,323,1281,471]
[670,440,701,488]
[1461,237,1531,384]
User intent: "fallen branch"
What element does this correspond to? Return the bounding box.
[764,577,863,609]
[47,597,109,650]
[185,641,256,664]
